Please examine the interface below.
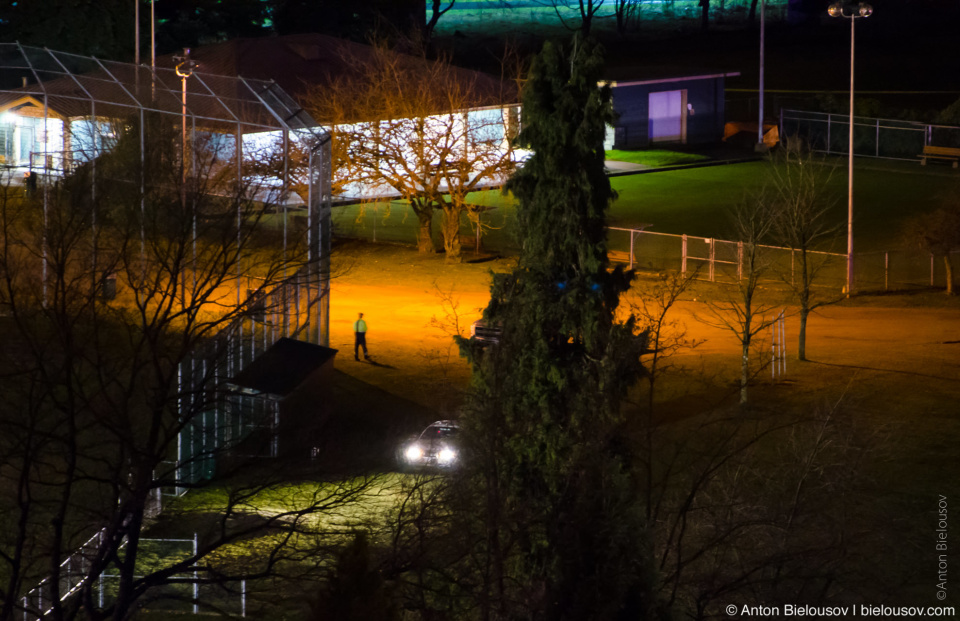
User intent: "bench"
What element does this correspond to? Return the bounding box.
[919,145,960,168]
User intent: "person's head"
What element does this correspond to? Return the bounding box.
[358,312,364,319]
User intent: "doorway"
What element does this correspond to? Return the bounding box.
[648,89,687,144]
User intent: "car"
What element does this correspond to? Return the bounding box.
[398,420,461,470]
[469,318,502,344]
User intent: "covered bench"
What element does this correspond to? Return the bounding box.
[919,145,960,168]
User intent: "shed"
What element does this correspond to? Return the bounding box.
[229,337,338,458]
[605,72,740,150]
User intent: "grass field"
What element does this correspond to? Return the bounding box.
[331,157,960,255]
[605,149,709,167]
[141,239,960,617]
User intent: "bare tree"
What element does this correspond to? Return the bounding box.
[307,39,518,260]
[902,203,960,295]
[0,116,378,621]
[626,270,703,516]
[535,0,609,35]
[613,0,643,34]
[766,140,844,361]
[425,0,457,42]
[651,396,885,619]
[698,198,778,404]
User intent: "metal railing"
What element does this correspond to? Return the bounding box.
[606,226,958,292]
[779,109,960,162]
[21,534,247,619]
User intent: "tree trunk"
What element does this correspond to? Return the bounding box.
[740,335,750,404]
[945,254,954,295]
[441,204,463,262]
[699,0,710,31]
[413,204,434,254]
[798,306,808,361]
[798,249,810,361]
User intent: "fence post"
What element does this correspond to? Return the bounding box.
[709,238,715,282]
[242,579,247,617]
[827,113,831,152]
[681,234,687,274]
[193,533,199,614]
[781,311,786,376]
[629,229,635,270]
[885,251,889,291]
[875,118,880,157]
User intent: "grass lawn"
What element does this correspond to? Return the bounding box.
[331,157,960,256]
[127,240,960,617]
[606,159,959,251]
[605,149,709,167]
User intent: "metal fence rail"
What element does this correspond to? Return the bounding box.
[779,109,960,162]
[608,226,958,292]
[21,534,247,619]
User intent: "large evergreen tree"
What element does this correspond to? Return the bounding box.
[457,34,659,621]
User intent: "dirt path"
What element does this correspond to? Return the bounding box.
[326,242,960,414]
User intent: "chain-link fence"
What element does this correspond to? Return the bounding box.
[22,534,247,619]
[333,212,955,293]
[779,109,960,161]
[608,227,957,292]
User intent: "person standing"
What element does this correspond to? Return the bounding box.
[353,312,368,360]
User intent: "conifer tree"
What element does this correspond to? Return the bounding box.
[458,34,659,621]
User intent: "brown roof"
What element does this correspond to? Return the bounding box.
[156,34,520,118]
[0,37,517,132]
[0,44,315,134]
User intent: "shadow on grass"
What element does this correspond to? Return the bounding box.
[807,359,960,383]
[358,357,397,369]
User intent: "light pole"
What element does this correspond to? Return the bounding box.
[828,1,872,296]
[757,0,765,151]
[174,48,197,209]
[174,49,198,305]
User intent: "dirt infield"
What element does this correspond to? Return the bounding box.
[328,241,960,413]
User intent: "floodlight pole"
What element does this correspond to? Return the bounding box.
[757,0,765,150]
[175,49,196,209]
[174,49,197,306]
[134,0,139,66]
[150,0,156,72]
[829,1,872,296]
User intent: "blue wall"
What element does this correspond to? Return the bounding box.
[611,76,727,149]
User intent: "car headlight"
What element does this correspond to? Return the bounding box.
[437,447,457,465]
[404,445,424,462]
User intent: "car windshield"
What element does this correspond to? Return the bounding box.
[423,425,458,439]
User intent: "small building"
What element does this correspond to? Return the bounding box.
[604,72,740,150]
[228,337,338,459]
[0,35,521,201]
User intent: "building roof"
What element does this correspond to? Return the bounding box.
[156,34,520,120]
[230,337,338,397]
[0,36,517,129]
[0,43,322,136]
[605,72,741,88]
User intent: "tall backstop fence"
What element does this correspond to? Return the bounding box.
[779,109,960,161]
[1,44,334,619]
